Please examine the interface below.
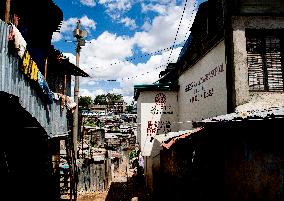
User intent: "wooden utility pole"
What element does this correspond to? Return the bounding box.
[73,20,86,159]
[73,20,81,159]
[5,0,11,23]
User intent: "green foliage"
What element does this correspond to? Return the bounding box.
[106,93,123,102]
[111,126,120,132]
[125,105,134,113]
[94,93,123,105]
[78,96,92,108]
[129,149,138,160]
[96,120,104,127]
[93,94,108,105]
[84,119,96,126]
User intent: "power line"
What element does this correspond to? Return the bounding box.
[74,1,199,82]
[167,0,190,64]
[82,2,198,69]
[119,64,167,81]
[85,63,168,81]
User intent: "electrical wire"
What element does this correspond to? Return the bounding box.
[76,1,199,82]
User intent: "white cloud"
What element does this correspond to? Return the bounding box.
[80,15,96,30]
[61,31,134,82]
[61,0,198,103]
[65,47,181,105]
[79,88,105,100]
[98,0,134,20]
[82,31,134,60]
[141,3,167,14]
[98,0,132,11]
[135,0,197,53]
[60,17,79,33]
[52,15,96,42]
[64,41,181,104]
[120,17,137,30]
[51,32,62,42]
[141,20,151,31]
[80,0,96,7]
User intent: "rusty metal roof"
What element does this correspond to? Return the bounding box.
[197,106,284,125]
[160,127,204,149]
[159,106,284,149]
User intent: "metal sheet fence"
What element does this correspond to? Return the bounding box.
[0,20,68,138]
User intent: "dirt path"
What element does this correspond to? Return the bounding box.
[77,156,151,201]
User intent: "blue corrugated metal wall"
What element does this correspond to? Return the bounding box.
[0,20,68,138]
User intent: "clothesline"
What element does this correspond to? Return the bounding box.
[8,23,77,113]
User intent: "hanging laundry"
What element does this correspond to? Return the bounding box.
[61,94,66,111]
[8,25,15,41]
[8,24,27,58]
[55,93,66,111]
[37,71,53,102]
[30,60,38,81]
[21,50,31,74]
[66,96,77,113]
[53,93,61,100]
[21,50,38,81]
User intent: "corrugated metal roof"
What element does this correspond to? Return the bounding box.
[105,133,118,139]
[155,129,194,143]
[160,127,204,149]
[0,20,68,138]
[160,106,284,149]
[52,52,89,77]
[198,106,284,124]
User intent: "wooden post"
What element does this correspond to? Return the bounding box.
[64,73,67,95]
[5,0,11,23]
[44,57,48,79]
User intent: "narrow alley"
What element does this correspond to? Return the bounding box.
[77,155,152,201]
[1,1,284,201]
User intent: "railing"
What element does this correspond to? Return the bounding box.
[0,20,68,138]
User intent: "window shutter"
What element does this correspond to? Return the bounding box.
[246,30,284,92]
[265,36,283,91]
[247,36,265,91]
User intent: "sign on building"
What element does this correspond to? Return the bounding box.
[138,91,178,156]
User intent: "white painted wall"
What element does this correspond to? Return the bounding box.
[178,40,227,130]
[137,91,178,156]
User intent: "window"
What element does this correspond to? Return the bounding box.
[246,30,284,91]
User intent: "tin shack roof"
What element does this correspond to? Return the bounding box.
[49,48,89,77]
[160,106,284,150]
[195,106,284,126]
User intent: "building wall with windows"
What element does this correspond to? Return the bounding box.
[134,1,284,199]
[232,16,284,109]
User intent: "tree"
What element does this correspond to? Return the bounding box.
[94,93,123,105]
[78,96,92,108]
[106,93,123,103]
[125,105,134,113]
[93,94,107,105]
[125,100,135,113]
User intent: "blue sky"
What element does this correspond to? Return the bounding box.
[52,0,206,104]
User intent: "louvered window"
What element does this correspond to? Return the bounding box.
[246,30,284,92]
